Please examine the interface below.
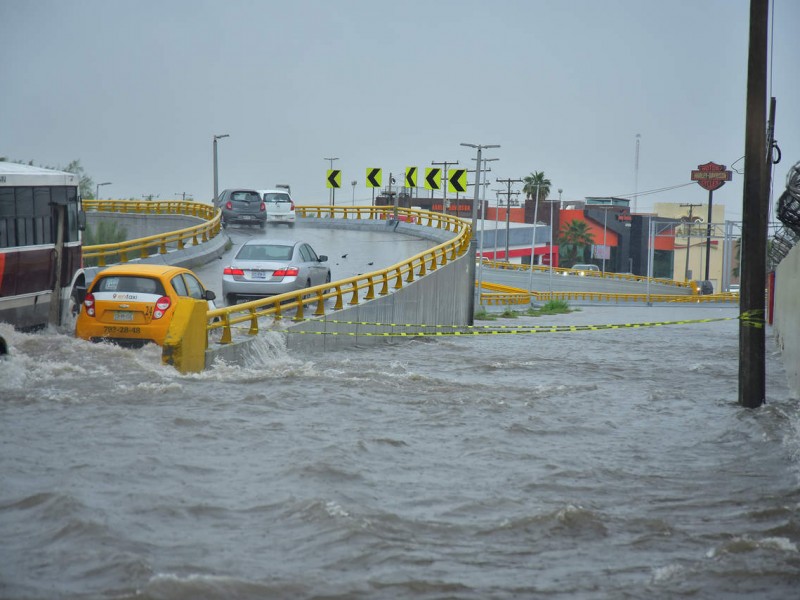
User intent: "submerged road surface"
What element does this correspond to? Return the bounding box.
[1,304,798,599]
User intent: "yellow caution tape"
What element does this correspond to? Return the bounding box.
[739,309,765,329]
[287,316,738,336]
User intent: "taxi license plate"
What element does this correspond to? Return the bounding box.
[114,311,134,321]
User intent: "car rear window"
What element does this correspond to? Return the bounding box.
[236,244,293,261]
[231,191,261,202]
[263,193,291,203]
[94,276,166,295]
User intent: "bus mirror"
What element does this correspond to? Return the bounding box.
[78,210,87,231]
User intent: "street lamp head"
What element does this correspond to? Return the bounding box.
[461,143,501,149]
[99,182,112,186]
[214,134,229,140]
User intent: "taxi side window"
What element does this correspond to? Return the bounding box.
[182,274,205,299]
[171,275,188,296]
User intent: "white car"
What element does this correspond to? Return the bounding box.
[564,263,600,276]
[257,188,296,227]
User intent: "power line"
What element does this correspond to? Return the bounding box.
[609,181,696,199]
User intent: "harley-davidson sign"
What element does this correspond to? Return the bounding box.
[690,161,732,192]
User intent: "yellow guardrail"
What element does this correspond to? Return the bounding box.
[480,282,531,305]
[478,280,740,305]
[82,200,222,266]
[206,206,470,344]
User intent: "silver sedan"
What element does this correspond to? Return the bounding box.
[222,239,331,305]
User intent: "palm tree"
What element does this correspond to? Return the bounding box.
[522,171,551,205]
[558,219,595,266]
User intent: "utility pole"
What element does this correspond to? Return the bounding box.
[431,160,458,214]
[496,178,523,261]
[680,202,702,281]
[739,0,769,409]
[461,143,500,324]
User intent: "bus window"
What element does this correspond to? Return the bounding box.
[66,187,81,241]
[14,187,34,246]
[0,187,14,247]
[33,187,53,245]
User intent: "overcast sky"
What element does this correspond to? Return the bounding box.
[2,0,798,221]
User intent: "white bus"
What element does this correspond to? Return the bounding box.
[0,162,87,347]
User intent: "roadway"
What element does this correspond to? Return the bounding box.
[479,266,689,296]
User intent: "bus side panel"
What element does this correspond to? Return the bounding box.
[15,247,54,296]
[0,249,52,330]
[0,250,18,298]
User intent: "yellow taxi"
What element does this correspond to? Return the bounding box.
[75,264,216,347]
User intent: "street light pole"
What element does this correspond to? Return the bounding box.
[602,207,609,275]
[213,134,229,205]
[549,192,561,295]
[474,157,498,306]
[494,189,501,256]
[95,181,111,200]
[461,143,500,324]
[351,180,357,205]
[527,183,541,294]
[324,157,339,206]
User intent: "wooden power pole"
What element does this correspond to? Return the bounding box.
[738,0,770,408]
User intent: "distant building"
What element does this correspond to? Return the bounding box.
[374,190,734,283]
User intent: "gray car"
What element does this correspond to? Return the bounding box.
[222,239,330,305]
[216,188,266,228]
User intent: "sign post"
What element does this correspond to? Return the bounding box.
[690,161,732,281]
[366,168,381,206]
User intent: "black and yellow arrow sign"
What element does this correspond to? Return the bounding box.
[448,168,467,193]
[425,167,441,190]
[366,168,382,188]
[405,166,417,188]
[327,169,341,189]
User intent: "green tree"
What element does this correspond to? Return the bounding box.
[63,159,95,199]
[522,171,551,205]
[558,219,595,266]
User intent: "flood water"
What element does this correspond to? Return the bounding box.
[1,304,798,599]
